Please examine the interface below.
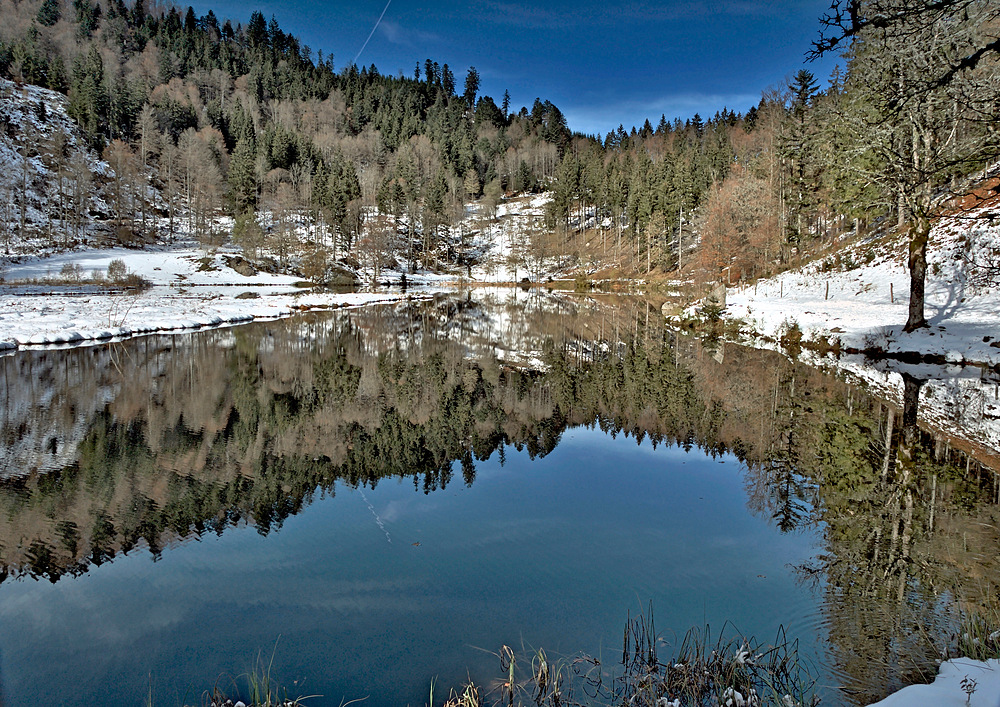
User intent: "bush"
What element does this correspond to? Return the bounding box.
[59,262,84,282]
[106,258,128,282]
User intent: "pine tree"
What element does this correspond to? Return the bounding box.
[782,69,819,247]
[441,64,455,96]
[463,67,479,107]
[228,137,258,212]
[68,47,109,150]
[463,169,480,201]
[37,0,61,26]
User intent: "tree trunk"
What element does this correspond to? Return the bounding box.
[903,215,929,332]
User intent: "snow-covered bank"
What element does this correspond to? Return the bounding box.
[714,198,1000,458]
[0,243,431,350]
[867,657,1000,707]
[0,190,564,351]
[724,198,1000,369]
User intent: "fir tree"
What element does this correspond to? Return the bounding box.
[462,67,479,107]
[37,0,62,27]
[227,137,258,212]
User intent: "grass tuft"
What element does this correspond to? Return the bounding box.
[449,610,818,707]
[203,641,319,707]
[949,603,1000,663]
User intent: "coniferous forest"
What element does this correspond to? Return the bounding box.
[2,0,997,315]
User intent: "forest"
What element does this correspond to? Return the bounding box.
[0,0,1000,331]
[0,0,568,272]
[2,0,997,313]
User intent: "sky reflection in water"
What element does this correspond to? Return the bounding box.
[0,427,819,706]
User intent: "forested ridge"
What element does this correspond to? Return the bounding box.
[0,0,570,271]
[1,0,998,324]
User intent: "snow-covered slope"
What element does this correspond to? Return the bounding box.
[0,241,423,349]
[0,191,559,351]
[717,196,1000,458]
[0,78,112,250]
[724,196,1000,368]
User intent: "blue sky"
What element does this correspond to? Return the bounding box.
[189,0,841,136]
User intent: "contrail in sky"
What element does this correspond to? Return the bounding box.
[353,0,392,66]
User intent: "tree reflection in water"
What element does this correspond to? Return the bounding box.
[0,290,997,704]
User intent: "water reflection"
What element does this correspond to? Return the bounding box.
[0,290,997,705]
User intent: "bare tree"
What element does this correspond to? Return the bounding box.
[812,0,1000,92]
[826,1,1000,331]
[178,128,224,247]
[68,151,92,244]
[104,139,141,242]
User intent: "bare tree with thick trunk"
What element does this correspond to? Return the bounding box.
[823,0,999,332]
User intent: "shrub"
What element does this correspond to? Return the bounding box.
[59,262,84,282]
[106,258,128,282]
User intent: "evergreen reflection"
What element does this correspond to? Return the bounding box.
[0,292,997,704]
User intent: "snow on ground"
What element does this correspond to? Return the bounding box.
[718,199,1000,457]
[0,192,561,351]
[0,240,430,349]
[867,658,1000,707]
[724,199,1000,368]
[0,79,559,351]
[466,193,570,282]
[0,79,114,249]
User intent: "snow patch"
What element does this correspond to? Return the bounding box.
[866,658,1000,707]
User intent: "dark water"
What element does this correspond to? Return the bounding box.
[0,291,997,706]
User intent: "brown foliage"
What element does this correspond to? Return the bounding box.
[698,166,780,282]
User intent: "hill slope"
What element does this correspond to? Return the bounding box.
[0,78,114,253]
[724,192,1000,367]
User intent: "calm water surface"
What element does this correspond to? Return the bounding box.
[0,291,996,706]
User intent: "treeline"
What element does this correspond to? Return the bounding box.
[544,1,999,301]
[0,0,570,272]
[4,0,996,302]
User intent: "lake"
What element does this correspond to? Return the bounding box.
[0,289,997,706]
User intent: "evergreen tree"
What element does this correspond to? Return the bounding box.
[463,169,480,201]
[73,0,100,38]
[37,0,62,27]
[782,69,820,247]
[68,47,109,150]
[441,64,455,96]
[228,137,258,212]
[462,67,479,107]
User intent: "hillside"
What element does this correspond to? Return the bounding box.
[0,77,115,251]
[0,189,561,350]
[703,191,1000,457]
[724,189,1000,367]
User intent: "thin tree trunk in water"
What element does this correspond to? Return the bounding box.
[904,215,929,332]
[881,406,896,481]
[900,373,925,451]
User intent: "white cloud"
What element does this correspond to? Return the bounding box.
[377,20,441,47]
